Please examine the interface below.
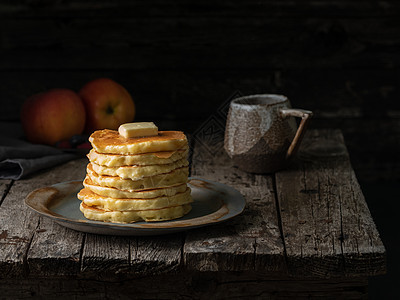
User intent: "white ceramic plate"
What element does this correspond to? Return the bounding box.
[25,177,245,236]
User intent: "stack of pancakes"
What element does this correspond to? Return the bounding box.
[78,129,192,223]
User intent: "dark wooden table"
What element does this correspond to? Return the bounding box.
[0,129,385,299]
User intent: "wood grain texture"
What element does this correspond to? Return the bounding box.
[80,234,184,280]
[0,158,85,278]
[316,131,386,276]
[81,234,131,280]
[0,158,81,276]
[275,129,386,277]
[131,233,183,276]
[0,178,38,277]
[27,217,83,277]
[185,135,286,274]
[26,158,86,277]
[276,130,345,277]
[333,159,387,276]
[80,212,183,279]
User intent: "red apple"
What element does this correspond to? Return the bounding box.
[21,89,86,145]
[79,78,135,132]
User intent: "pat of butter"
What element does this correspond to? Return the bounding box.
[118,122,158,138]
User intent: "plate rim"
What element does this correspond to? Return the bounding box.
[24,177,246,235]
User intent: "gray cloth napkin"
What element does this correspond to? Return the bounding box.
[0,136,78,180]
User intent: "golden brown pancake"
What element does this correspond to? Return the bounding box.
[86,164,189,191]
[89,129,187,155]
[80,202,192,223]
[80,127,192,224]
[87,147,188,167]
[83,176,187,199]
[89,159,189,180]
[78,187,192,211]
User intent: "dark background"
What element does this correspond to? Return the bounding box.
[0,0,398,298]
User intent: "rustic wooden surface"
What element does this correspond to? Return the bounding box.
[0,129,386,298]
[276,130,386,278]
[185,133,286,274]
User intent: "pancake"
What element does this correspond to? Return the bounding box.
[87,148,189,167]
[87,163,189,190]
[80,202,192,223]
[83,177,187,199]
[81,126,192,224]
[90,129,187,155]
[78,187,192,211]
[90,159,189,180]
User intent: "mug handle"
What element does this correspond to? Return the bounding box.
[279,108,313,159]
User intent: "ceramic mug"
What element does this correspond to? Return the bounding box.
[224,94,313,173]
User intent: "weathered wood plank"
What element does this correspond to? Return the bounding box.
[316,131,387,276]
[131,233,183,276]
[80,234,131,279]
[275,130,346,277]
[26,158,87,277]
[185,133,286,273]
[80,211,183,279]
[27,218,83,277]
[80,234,184,280]
[0,159,82,277]
[333,159,387,276]
[275,129,386,277]
[0,181,40,277]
